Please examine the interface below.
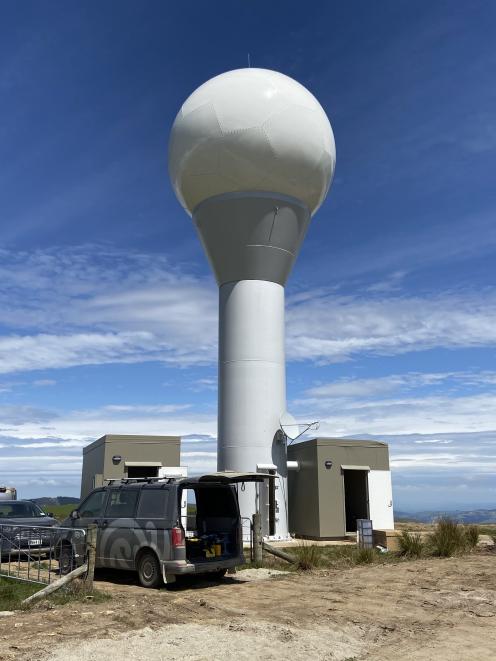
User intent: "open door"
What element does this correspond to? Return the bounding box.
[195,471,277,539]
[343,469,369,533]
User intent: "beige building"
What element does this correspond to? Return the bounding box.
[288,438,394,539]
[80,434,181,498]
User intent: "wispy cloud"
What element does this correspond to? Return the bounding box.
[305,371,496,398]
[0,247,217,372]
[287,290,496,363]
[294,371,496,438]
[2,247,496,375]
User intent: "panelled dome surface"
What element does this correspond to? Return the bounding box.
[168,68,336,216]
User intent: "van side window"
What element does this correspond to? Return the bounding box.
[79,491,106,518]
[105,490,139,518]
[137,490,169,518]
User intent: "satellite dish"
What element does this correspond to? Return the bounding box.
[280,412,301,440]
[280,412,320,441]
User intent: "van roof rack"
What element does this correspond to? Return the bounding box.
[104,477,179,486]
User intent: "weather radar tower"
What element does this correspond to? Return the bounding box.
[169,68,335,538]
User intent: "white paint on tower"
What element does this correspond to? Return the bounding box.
[168,68,336,538]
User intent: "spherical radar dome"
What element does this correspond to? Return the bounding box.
[168,68,335,216]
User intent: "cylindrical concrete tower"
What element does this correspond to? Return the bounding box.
[169,68,335,538]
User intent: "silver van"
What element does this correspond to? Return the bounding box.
[59,473,261,588]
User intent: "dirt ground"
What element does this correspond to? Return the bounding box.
[1,552,495,660]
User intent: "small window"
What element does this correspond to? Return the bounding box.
[105,489,139,518]
[137,489,169,518]
[79,491,107,518]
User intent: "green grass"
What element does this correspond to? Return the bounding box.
[242,543,399,572]
[43,503,76,521]
[352,547,377,564]
[428,518,467,557]
[0,577,40,610]
[0,576,110,611]
[464,524,480,550]
[293,542,322,570]
[398,530,424,558]
[242,519,492,574]
[48,582,111,606]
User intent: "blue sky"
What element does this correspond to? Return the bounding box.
[1,1,495,511]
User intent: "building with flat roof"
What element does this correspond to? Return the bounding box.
[288,438,394,539]
[80,434,181,498]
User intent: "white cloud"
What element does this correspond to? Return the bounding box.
[299,392,496,436]
[0,331,156,374]
[305,371,496,399]
[414,439,453,445]
[306,375,406,398]
[0,247,218,373]
[1,248,496,374]
[101,404,190,415]
[287,292,496,364]
[33,379,56,387]
[2,403,216,441]
[294,371,496,439]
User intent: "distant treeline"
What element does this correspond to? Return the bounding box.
[31,496,79,506]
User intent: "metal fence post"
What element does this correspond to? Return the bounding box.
[252,513,262,564]
[84,524,97,591]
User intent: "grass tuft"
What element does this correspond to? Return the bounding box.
[398,531,424,558]
[464,525,480,550]
[428,517,466,557]
[48,580,111,605]
[352,547,376,564]
[293,542,321,570]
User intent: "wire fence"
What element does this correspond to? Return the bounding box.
[0,524,86,586]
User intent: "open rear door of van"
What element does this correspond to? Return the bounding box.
[196,471,276,484]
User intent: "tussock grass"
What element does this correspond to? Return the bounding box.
[49,580,111,605]
[293,542,321,570]
[464,525,480,550]
[352,547,376,564]
[428,518,466,557]
[398,530,424,558]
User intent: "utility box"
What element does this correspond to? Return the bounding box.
[81,434,181,498]
[288,438,394,539]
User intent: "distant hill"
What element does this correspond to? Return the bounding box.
[396,509,496,524]
[31,496,79,506]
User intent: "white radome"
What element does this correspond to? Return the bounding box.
[168,68,336,216]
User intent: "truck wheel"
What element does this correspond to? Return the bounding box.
[58,544,74,575]
[137,551,163,588]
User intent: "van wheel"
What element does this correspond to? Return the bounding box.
[137,551,163,588]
